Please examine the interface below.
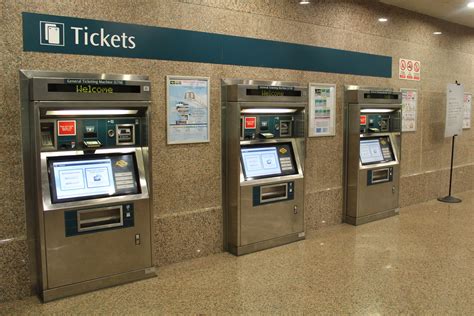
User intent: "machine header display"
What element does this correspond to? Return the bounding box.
[49,153,140,203]
[364,92,399,100]
[48,83,141,94]
[246,86,302,97]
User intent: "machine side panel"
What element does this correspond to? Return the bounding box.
[225,102,241,247]
[345,104,361,219]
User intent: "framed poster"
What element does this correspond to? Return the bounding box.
[400,88,418,132]
[308,83,336,137]
[463,93,472,129]
[166,76,210,144]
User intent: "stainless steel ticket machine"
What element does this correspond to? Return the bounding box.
[222,79,306,255]
[344,87,402,225]
[20,70,155,301]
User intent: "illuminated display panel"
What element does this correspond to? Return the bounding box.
[48,153,140,203]
[360,139,384,164]
[241,146,282,178]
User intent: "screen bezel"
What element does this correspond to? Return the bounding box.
[359,136,394,165]
[48,152,141,204]
[240,142,297,180]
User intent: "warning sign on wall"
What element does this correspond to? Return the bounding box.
[399,58,420,81]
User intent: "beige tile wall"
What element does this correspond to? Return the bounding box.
[0,0,472,302]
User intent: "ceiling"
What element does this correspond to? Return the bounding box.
[380,0,474,28]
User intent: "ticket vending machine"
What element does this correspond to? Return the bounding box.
[344,87,402,225]
[222,79,306,255]
[20,70,155,301]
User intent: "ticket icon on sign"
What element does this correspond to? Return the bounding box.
[115,160,128,168]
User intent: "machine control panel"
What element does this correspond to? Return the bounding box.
[40,118,140,151]
[241,115,295,140]
[360,114,391,133]
[241,143,297,180]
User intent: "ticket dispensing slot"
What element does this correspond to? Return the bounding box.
[368,168,393,185]
[77,206,124,232]
[260,183,288,203]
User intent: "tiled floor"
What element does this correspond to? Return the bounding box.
[1,191,473,315]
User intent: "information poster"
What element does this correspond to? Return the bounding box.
[444,83,464,138]
[400,88,418,132]
[166,76,210,144]
[463,93,472,129]
[308,83,336,137]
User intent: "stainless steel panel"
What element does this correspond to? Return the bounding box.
[357,166,400,217]
[229,233,304,256]
[44,199,151,288]
[42,267,156,302]
[222,79,307,103]
[240,179,304,246]
[21,70,150,101]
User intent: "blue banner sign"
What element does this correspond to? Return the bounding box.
[23,12,392,78]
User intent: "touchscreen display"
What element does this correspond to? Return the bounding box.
[52,159,115,200]
[360,139,384,164]
[241,147,282,178]
[49,153,140,203]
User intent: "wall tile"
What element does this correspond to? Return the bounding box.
[154,207,223,267]
[0,239,31,303]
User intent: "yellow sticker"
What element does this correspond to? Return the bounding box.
[115,160,128,168]
[279,148,287,154]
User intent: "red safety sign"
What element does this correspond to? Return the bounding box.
[400,59,406,71]
[57,120,76,136]
[399,58,421,81]
[244,117,256,129]
[360,115,367,125]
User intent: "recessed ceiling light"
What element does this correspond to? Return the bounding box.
[378,17,388,22]
[467,2,474,8]
[433,31,443,35]
[299,0,310,4]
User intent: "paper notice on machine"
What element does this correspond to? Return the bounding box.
[444,83,464,138]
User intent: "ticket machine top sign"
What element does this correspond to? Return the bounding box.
[58,120,76,136]
[399,58,421,81]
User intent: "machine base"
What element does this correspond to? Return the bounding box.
[345,208,399,226]
[437,196,462,203]
[42,267,156,302]
[229,232,305,256]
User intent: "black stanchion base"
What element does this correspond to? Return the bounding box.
[438,196,462,203]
